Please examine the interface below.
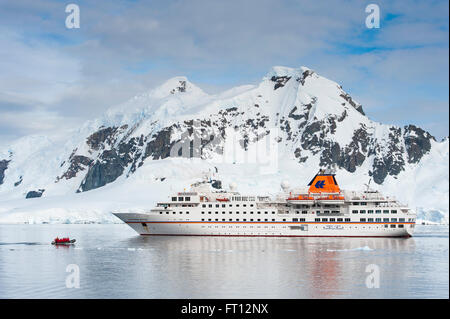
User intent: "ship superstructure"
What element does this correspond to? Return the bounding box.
[114,171,416,237]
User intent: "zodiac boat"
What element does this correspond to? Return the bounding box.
[51,237,76,245]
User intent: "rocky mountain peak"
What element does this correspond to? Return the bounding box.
[148,76,206,99]
[264,65,312,79]
[262,66,365,118]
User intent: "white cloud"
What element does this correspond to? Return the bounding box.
[0,29,81,104]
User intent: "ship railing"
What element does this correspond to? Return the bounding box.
[344,190,389,201]
[151,207,172,212]
[349,196,388,201]
[375,202,403,207]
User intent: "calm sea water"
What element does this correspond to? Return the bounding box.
[0,224,447,299]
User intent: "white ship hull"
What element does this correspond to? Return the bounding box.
[114,213,415,238]
[115,172,417,238]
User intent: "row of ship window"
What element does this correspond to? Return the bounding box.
[202,211,275,214]
[160,212,190,214]
[159,211,410,220]
[198,225,405,229]
[196,217,413,222]
[202,203,256,208]
[171,198,391,207]
[199,211,340,214]
[352,209,397,214]
[172,196,276,203]
[172,196,191,202]
[351,202,389,206]
[202,218,285,222]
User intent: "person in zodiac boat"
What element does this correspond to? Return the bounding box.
[51,237,76,245]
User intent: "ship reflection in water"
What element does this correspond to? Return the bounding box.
[125,234,419,298]
[0,224,447,298]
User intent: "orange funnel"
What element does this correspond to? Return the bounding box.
[308,173,341,193]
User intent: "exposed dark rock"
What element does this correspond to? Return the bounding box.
[245,117,268,130]
[170,80,187,94]
[79,149,126,192]
[298,69,315,86]
[280,118,293,141]
[81,133,148,191]
[225,107,238,113]
[338,110,347,122]
[293,148,308,163]
[57,155,93,181]
[211,180,222,189]
[354,105,365,115]
[370,158,388,184]
[327,117,337,135]
[290,100,315,125]
[288,106,303,120]
[144,126,175,160]
[14,176,22,187]
[26,189,45,199]
[138,134,144,147]
[271,76,291,90]
[122,138,143,175]
[86,127,118,151]
[301,121,323,153]
[339,92,365,115]
[369,127,405,184]
[404,124,435,163]
[0,159,10,185]
[320,132,367,173]
[319,141,342,169]
[339,148,366,173]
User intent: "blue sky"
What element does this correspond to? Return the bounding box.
[0,0,448,148]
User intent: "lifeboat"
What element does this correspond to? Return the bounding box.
[216,198,230,202]
[287,195,314,200]
[317,195,345,200]
[51,237,76,245]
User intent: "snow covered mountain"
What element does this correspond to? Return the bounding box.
[0,66,448,224]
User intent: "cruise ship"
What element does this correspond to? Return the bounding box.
[114,171,416,237]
